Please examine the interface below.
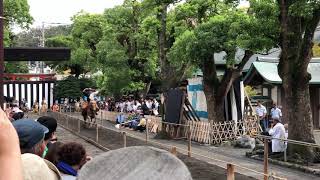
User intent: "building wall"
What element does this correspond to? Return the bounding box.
[187,77,244,121]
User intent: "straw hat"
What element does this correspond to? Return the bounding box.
[78,146,192,180]
[21,153,61,180]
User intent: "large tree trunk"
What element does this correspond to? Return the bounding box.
[278,0,320,161]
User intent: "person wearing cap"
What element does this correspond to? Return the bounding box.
[37,116,58,157]
[268,117,286,154]
[13,119,49,156]
[21,153,61,180]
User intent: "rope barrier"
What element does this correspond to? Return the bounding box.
[256,134,320,148]
[55,112,288,180]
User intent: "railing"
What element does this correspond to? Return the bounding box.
[47,111,286,180]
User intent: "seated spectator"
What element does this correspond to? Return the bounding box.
[116,112,126,124]
[135,115,147,132]
[21,153,61,180]
[57,142,88,180]
[37,116,58,157]
[13,119,49,156]
[45,142,64,165]
[0,107,22,180]
[268,117,286,154]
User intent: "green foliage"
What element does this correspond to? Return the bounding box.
[54,76,96,99]
[244,86,257,98]
[4,0,33,28]
[4,62,29,73]
[312,43,320,57]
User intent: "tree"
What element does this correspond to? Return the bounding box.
[169,0,277,123]
[3,0,33,46]
[54,76,96,100]
[4,62,29,73]
[96,1,159,96]
[277,0,320,161]
[141,0,194,91]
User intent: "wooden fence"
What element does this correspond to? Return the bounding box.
[99,111,259,144]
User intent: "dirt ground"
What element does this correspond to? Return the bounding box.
[51,112,255,180]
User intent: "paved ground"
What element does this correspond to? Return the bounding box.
[55,126,104,157]
[57,112,320,180]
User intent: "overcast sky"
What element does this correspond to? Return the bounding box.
[27,0,248,28]
[28,0,124,27]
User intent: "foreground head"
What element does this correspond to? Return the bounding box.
[45,142,64,165]
[21,153,61,180]
[37,116,58,142]
[57,142,87,171]
[13,119,48,156]
[78,146,192,180]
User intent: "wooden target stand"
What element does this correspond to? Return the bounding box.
[0,47,71,107]
[162,83,200,140]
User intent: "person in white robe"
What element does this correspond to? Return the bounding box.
[268,117,286,153]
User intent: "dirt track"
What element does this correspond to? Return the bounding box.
[49,112,255,180]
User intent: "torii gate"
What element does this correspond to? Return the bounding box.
[0,1,70,108]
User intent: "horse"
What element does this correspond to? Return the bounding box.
[81,100,99,128]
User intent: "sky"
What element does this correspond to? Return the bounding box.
[28,0,124,27]
[26,0,249,29]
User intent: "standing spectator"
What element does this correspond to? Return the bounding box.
[146,99,153,110]
[57,142,88,180]
[119,100,125,112]
[52,103,60,112]
[271,103,282,120]
[12,104,24,120]
[37,116,58,157]
[256,100,267,132]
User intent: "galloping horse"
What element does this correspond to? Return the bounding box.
[81,100,99,128]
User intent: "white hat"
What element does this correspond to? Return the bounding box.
[21,153,61,180]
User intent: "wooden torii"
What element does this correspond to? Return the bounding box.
[0,1,70,108]
[0,48,70,107]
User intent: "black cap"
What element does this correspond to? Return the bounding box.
[37,116,57,140]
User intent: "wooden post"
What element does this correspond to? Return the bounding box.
[170,146,177,156]
[264,138,269,180]
[227,164,235,180]
[284,149,287,162]
[96,124,99,142]
[123,132,127,148]
[100,111,103,126]
[66,116,69,128]
[146,119,149,143]
[78,117,81,133]
[188,125,191,157]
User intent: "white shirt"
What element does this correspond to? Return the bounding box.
[153,100,159,109]
[271,107,282,119]
[268,123,286,152]
[146,101,152,109]
[256,105,267,117]
[12,107,23,113]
